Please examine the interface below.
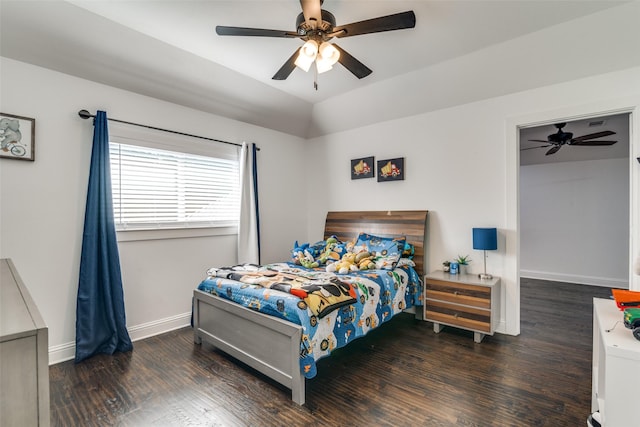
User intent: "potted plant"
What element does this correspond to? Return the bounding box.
[442,260,451,272]
[454,255,471,275]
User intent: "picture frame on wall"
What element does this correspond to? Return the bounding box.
[0,112,35,161]
[377,157,404,182]
[350,156,375,179]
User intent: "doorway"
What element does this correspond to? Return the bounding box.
[518,113,630,289]
[505,102,638,336]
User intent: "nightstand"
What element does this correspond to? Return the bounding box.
[423,270,500,343]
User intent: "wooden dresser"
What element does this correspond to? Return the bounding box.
[1,258,50,426]
[424,270,500,343]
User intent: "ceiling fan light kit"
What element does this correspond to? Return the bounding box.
[314,55,334,74]
[215,0,416,88]
[294,40,340,74]
[316,42,340,71]
[294,40,318,72]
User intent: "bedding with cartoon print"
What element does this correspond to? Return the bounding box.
[196,260,422,379]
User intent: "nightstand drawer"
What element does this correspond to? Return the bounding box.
[425,299,491,333]
[425,279,491,309]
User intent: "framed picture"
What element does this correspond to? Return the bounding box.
[377,157,404,182]
[351,156,374,179]
[0,113,35,161]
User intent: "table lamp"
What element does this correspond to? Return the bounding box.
[473,228,497,280]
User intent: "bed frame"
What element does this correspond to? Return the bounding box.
[193,210,428,405]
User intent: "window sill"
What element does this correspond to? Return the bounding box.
[116,226,237,242]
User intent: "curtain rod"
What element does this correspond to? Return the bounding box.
[77,109,258,150]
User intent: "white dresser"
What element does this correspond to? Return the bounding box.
[0,258,50,426]
[591,297,640,426]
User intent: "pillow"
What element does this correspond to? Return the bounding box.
[354,233,405,270]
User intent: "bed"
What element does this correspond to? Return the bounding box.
[192,210,428,405]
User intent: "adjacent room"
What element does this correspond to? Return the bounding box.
[519,113,631,288]
[1,1,639,426]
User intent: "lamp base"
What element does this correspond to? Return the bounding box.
[478,273,493,280]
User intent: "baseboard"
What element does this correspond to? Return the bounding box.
[48,341,76,365]
[520,269,627,288]
[127,312,191,342]
[495,319,509,336]
[49,312,191,365]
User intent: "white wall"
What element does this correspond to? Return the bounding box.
[520,158,629,287]
[307,67,640,336]
[2,6,640,362]
[0,58,308,363]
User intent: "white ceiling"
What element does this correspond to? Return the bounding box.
[519,113,631,166]
[0,1,633,138]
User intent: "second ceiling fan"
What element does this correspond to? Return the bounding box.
[523,122,617,156]
[215,0,416,82]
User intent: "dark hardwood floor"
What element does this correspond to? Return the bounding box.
[49,278,613,426]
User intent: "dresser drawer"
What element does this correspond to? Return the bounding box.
[425,299,491,333]
[425,279,491,309]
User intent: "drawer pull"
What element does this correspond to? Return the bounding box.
[454,313,459,318]
[454,291,459,295]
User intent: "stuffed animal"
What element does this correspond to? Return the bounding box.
[355,251,375,270]
[317,236,343,265]
[327,252,359,274]
[291,241,320,268]
[292,236,349,268]
[291,240,310,265]
[299,249,319,269]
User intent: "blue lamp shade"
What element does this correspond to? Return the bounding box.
[473,228,497,251]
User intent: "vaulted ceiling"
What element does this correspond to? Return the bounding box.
[1,1,636,138]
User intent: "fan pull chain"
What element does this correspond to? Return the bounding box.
[313,63,319,90]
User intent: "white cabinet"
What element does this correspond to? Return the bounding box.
[0,258,50,427]
[591,298,640,426]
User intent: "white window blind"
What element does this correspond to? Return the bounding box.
[109,142,240,230]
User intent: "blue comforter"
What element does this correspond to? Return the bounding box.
[197,261,422,378]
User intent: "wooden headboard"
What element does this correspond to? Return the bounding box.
[323,210,429,277]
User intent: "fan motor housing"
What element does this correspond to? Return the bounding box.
[548,123,573,144]
[296,10,336,37]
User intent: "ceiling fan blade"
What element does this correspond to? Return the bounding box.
[520,145,552,151]
[216,26,299,38]
[528,139,551,143]
[332,44,372,79]
[300,0,322,29]
[572,140,618,146]
[570,130,616,143]
[333,11,416,38]
[272,49,299,80]
[545,145,562,156]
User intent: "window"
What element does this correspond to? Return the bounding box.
[108,127,240,232]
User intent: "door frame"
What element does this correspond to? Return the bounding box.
[506,98,638,335]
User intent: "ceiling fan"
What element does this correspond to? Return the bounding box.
[522,122,617,156]
[215,0,416,84]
